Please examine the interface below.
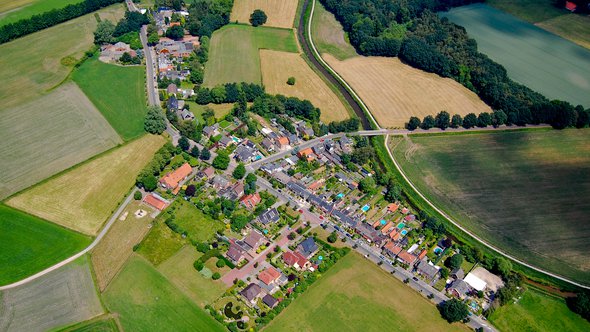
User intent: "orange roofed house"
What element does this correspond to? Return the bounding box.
[240,193,261,210]
[160,162,193,194]
[297,148,315,162]
[143,193,170,211]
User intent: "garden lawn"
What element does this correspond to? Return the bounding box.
[158,246,226,307]
[489,288,590,332]
[73,56,147,141]
[266,253,468,332]
[0,204,91,286]
[7,135,165,236]
[0,0,84,27]
[393,129,590,284]
[170,199,224,243]
[311,0,357,60]
[103,255,225,332]
[204,24,298,87]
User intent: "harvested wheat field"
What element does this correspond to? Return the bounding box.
[230,0,298,28]
[91,200,155,291]
[261,50,350,123]
[7,135,165,236]
[324,54,492,128]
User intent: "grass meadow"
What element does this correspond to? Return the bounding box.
[73,57,147,141]
[169,199,224,243]
[0,4,124,112]
[489,288,590,332]
[311,0,357,60]
[230,0,299,29]
[103,255,225,332]
[392,129,590,284]
[442,4,590,107]
[137,217,187,266]
[0,255,103,332]
[324,54,491,128]
[260,50,351,123]
[266,253,468,332]
[485,0,566,23]
[7,135,165,236]
[157,246,227,307]
[538,14,590,50]
[55,316,119,332]
[203,24,298,87]
[0,83,122,200]
[0,0,84,27]
[91,200,155,291]
[0,204,91,286]
[184,102,234,122]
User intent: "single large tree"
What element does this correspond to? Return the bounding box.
[447,253,464,270]
[406,116,421,130]
[250,9,268,27]
[438,299,469,323]
[144,106,167,134]
[435,111,450,130]
[233,163,246,179]
[165,25,184,40]
[212,152,230,170]
[94,20,115,44]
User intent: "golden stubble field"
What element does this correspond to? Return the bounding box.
[260,50,350,123]
[324,54,492,128]
[7,135,165,236]
[230,0,299,28]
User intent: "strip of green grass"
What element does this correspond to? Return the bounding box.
[0,0,84,27]
[204,24,298,87]
[0,204,91,286]
[72,57,147,141]
[56,315,119,332]
[489,288,590,332]
[103,255,225,332]
[310,0,357,60]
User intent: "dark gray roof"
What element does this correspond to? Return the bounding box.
[417,259,439,279]
[167,96,178,110]
[262,294,278,308]
[355,223,381,242]
[449,279,471,297]
[227,242,244,262]
[240,283,262,302]
[297,237,318,258]
[258,208,280,225]
[333,209,357,227]
[287,181,310,199]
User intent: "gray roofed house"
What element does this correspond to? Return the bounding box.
[235,145,257,162]
[258,208,280,225]
[272,171,291,185]
[244,229,265,250]
[220,182,244,200]
[451,268,464,280]
[240,283,263,304]
[203,123,219,137]
[288,134,299,145]
[197,166,215,179]
[448,279,472,299]
[210,175,230,189]
[296,237,318,259]
[308,194,334,214]
[335,172,348,182]
[261,138,275,152]
[167,96,178,111]
[355,222,381,243]
[332,209,357,227]
[167,83,177,95]
[297,125,314,138]
[218,135,233,147]
[179,109,195,121]
[312,144,325,154]
[416,259,439,280]
[287,181,310,200]
[340,135,353,147]
[262,294,278,308]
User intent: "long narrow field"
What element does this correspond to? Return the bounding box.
[203,24,298,87]
[73,57,147,141]
[0,204,91,286]
[0,83,122,199]
[489,288,590,332]
[266,253,468,332]
[486,0,566,23]
[260,50,350,123]
[157,246,226,307]
[0,0,84,27]
[537,14,590,50]
[91,200,155,291]
[310,0,357,60]
[7,135,166,236]
[392,129,590,284]
[103,255,225,332]
[230,0,299,29]
[0,256,103,332]
[0,4,124,111]
[442,4,590,107]
[324,54,491,128]
[56,315,119,332]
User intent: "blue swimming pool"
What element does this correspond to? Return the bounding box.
[397,222,405,229]
[361,205,370,212]
[380,219,386,225]
[336,193,344,199]
[401,229,408,236]
[434,246,443,254]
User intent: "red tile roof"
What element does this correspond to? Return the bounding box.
[258,267,281,285]
[389,229,401,241]
[387,203,399,213]
[398,251,417,265]
[566,1,577,11]
[160,163,192,189]
[418,249,427,260]
[383,241,402,255]
[381,222,394,234]
[240,193,261,209]
[283,251,299,266]
[277,137,289,146]
[143,194,168,211]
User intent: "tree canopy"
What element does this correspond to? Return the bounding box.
[438,299,469,323]
[144,106,167,134]
[250,9,268,27]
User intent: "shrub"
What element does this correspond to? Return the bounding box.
[216,259,226,268]
[193,260,204,271]
[212,272,221,280]
[287,77,296,85]
[133,191,143,200]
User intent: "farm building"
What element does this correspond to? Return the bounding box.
[143,193,170,211]
[159,163,193,194]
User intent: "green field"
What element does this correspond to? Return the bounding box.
[0,204,91,286]
[441,4,590,107]
[266,253,467,332]
[0,0,84,27]
[203,24,298,87]
[311,0,357,60]
[73,57,147,141]
[0,255,103,332]
[138,218,187,266]
[170,199,224,243]
[56,316,119,332]
[489,288,590,332]
[103,255,225,332]
[0,83,122,200]
[538,14,590,50]
[392,129,590,284]
[486,0,566,23]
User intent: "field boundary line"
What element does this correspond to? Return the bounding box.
[383,134,590,289]
[0,189,137,291]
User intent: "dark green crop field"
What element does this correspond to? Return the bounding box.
[392,129,590,285]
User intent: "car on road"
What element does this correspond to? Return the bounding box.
[365,254,370,258]
[299,209,303,213]
[412,277,419,281]
[319,215,324,220]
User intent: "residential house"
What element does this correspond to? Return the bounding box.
[287,181,311,200]
[297,237,318,259]
[178,109,195,121]
[355,222,381,243]
[464,267,504,293]
[276,136,289,150]
[401,207,410,214]
[159,163,192,194]
[143,193,170,211]
[282,251,310,271]
[397,251,417,265]
[211,175,230,190]
[451,268,465,280]
[262,294,279,308]
[381,222,395,235]
[235,144,258,162]
[258,208,280,225]
[218,135,234,148]
[100,42,136,62]
[383,241,403,258]
[220,182,244,200]
[261,138,275,152]
[258,267,281,286]
[297,125,314,138]
[167,83,178,95]
[332,209,357,228]
[244,229,265,250]
[240,283,263,305]
[416,259,439,281]
[404,214,416,222]
[448,279,472,299]
[297,148,315,161]
[389,229,401,242]
[197,166,215,179]
[417,249,428,261]
[288,133,299,145]
[156,40,193,58]
[167,95,179,111]
[307,179,324,193]
[312,144,325,155]
[203,124,220,137]
[387,203,399,213]
[227,241,246,264]
[308,194,334,214]
[240,193,261,210]
[339,135,353,151]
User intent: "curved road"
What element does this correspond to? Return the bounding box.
[303,0,589,290]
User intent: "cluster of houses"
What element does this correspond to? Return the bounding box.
[99,42,140,64]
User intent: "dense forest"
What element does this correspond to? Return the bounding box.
[0,0,124,44]
[320,0,589,129]
[186,0,234,37]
